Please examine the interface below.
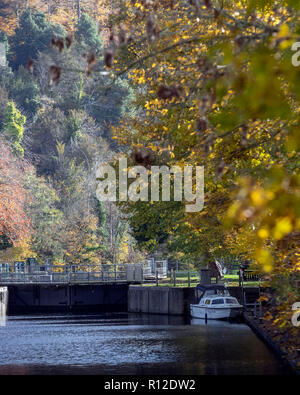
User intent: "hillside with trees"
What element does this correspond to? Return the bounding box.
[0,4,139,266]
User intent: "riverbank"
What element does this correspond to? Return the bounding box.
[244,312,300,375]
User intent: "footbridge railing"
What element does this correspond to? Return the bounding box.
[0,264,144,285]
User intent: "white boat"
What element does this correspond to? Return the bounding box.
[190,284,243,320]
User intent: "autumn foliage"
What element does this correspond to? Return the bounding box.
[0,139,31,245]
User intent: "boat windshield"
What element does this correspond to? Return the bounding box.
[211,298,224,305]
[225,298,238,304]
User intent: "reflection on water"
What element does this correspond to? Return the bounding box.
[0,313,288,375]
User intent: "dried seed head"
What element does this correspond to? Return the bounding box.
[196,117,208,133]
[235,35,244,47]
[217,160,226,177]
[146,15,158,41]
[204,142,210,154]
[199,95,211,113]
[241,125,248,146]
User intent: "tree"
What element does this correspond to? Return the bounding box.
[0,85,8,128]
[95,198,108,241]
[0,0,24,34]
[2,101,26,156]
[0,139,31,246]
[0,30,8,52]
[75,12,103,51]
[105,1,299,290]
[9,8,65,69]
[24,169,64,261]
[32,23,134,136]
[0,66,41,120]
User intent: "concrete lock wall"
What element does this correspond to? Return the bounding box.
[7,284,129,314]
[125,265,143,282]
[128,286,261,316]
[128,286,196,316]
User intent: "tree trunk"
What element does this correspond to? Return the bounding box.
[76,0,81,19]
[47,0,51,19]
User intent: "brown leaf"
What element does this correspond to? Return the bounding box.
[66,34,73,49]
[86,52,96,76]
[26,57,34,74]
[57,38,64,53]
[104,49,114,68]
[87,52,96,66]
[49,65,62,86]
[214,9,220,18]
[146,15,158,41]
[131,148,152,169]
[157,85,182,100]
[51,36,64,52]
[109,27,115,42]
[189,0,200,12]
[118,25,126,45]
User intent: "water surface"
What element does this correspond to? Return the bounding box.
[0,313,287,375]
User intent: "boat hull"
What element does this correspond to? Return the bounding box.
[190,304,243,320]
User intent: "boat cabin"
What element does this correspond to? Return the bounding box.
[195,284,229,303]
[199,295,240,307]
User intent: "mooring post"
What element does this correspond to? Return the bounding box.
[188,271,191,288]
[0,287,8,327]
[243,291,247,308]
[173,270,176,287]
[259,302,262,322]
[156,270,159,286]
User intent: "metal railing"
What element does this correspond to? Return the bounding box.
[0,264,144,285]
[143,270,201,287]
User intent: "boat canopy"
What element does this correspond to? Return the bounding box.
[196,284,226,293]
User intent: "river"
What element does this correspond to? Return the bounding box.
[0,313,288,375]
